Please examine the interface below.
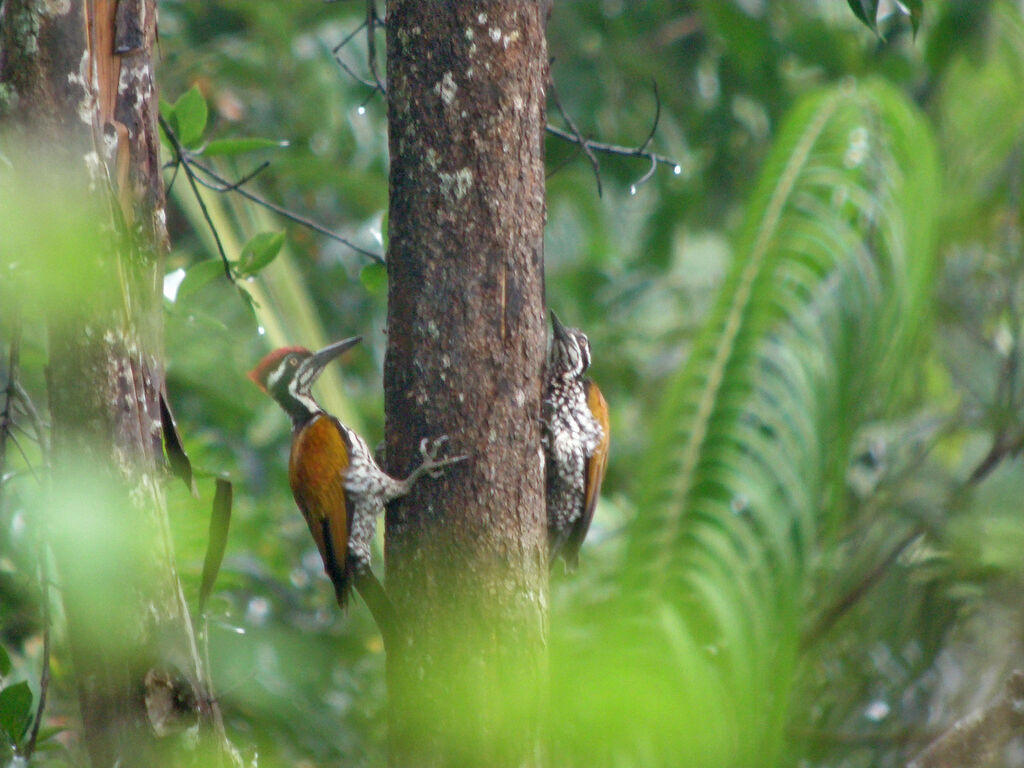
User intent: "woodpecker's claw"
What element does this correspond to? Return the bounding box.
[418,435,467,477]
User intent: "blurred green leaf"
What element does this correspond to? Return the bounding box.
[627,79,940,765]
[199,479,233,615]
[359,263,387,295]
[202,137,290,157]
[847,0,879,32]
[176,260,228,303]
[904,0,924,35]
[0,647,9,679]
[173,85,209,149]
[238,232,285,276]
[0,681,32,742]
[160,391,197,496]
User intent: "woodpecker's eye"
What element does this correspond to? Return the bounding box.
[287,357,299,367]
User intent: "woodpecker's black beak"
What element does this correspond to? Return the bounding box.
[550,310,570,344]
[305,336,362,382]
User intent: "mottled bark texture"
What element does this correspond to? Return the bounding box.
[907,671,1024,768]
[384,2,549,766]
[0,2,235,765]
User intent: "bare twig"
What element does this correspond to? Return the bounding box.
[12,381,46,444]
[545,79,681,195]
[24,558,51,759]
[332,12,385,96]
[0,322,53,760]
[0,318,21,490]
[637,80,661,154]
[801,528,923,650]
[334,53,379,92]
[159,113,235,283]
[630,155,658,195]
[213,160,270,193]
[161,118,385,265]
[365,0,386,97]
[187,160,385,265]
[332,17,367,54]
[548,79,603,197]
[6,431,40,485]
[966,434,1013,485]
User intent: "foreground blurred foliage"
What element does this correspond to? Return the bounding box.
[3,0,1024,766]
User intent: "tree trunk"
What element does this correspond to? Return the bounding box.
[383,2,549,766]
[0,3,234,765]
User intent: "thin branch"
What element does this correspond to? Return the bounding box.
[801,528,923,650]
[637,80,661,154]
[159,114,235,283]
[334,53,379,92]
[0,317,21,491]
[548,79,603,197]
[12,382,46,445]
[187,160,385,265]
[161,116,385,265]
[0,320,52,761]
[545,125,681,179]
[332,14,384,96]
[365,0,386,97]
[213,160,270,193]
[544,78,681,195]
[7,431,41,485]
[332,18,367,54]
[23,557,51,759]
[630,155,658,195]
[545,141,585,180]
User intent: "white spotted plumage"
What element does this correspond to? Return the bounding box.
[544,313,606,568]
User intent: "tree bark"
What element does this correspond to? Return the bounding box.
[1,2,235,765]
[383,2,549,765]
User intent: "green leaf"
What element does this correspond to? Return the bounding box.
[158,96,174,123]
[0,646,9,678]
[359,262,388,295]
[237,231,285,276]
[846,0,878,32]
[198,479,233,615]
[173,85,208,149]
[902,0,923,35]
[32,724,69,747]
[160,390,197,497]
[201,137,290,157]
[176,260,228,303]
[0,682,32,742]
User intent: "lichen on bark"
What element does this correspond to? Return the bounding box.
[384,1,549,766]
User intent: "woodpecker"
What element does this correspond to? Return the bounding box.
[543,311,610,570]
[248,337,463,610]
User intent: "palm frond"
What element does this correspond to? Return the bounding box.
[553,80,940,767]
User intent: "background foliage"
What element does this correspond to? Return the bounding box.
[3,0,1024,766]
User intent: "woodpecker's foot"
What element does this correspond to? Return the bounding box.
[418,435,468,477]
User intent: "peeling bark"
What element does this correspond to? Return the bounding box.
[384,2,549,766]
[1,2,235,765]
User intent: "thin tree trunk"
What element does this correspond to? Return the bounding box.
[383,2,549,765]
[0,2,235,765]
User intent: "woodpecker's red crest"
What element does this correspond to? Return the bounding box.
[248,345,308,393]
[250,336,464,611]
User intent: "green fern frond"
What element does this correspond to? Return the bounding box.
[617,79,940,764]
